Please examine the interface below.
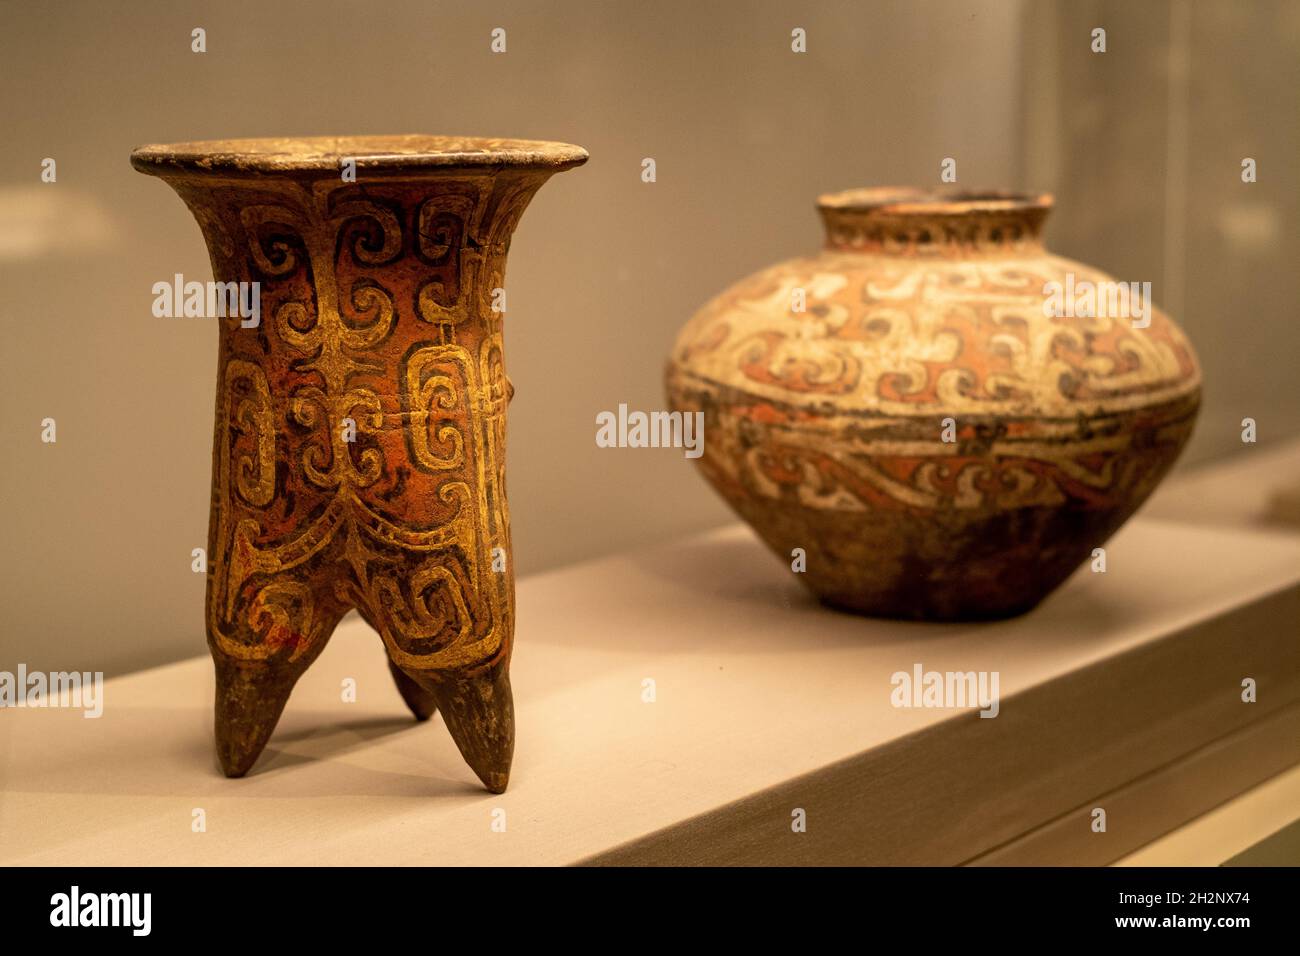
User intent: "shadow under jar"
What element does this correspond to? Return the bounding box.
[666,188,1201,620]
[131,135,587,791]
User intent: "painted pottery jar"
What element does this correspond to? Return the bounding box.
[666,188,1200,620]
[132,136,587,791]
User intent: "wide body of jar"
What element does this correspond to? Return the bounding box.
[666,189,1201,620]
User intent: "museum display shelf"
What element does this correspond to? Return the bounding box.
[1115,761,1300,866]
[3,507,1298,866]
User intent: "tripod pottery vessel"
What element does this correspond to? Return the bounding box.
[132,135,587,791]
[666,188,1200,620]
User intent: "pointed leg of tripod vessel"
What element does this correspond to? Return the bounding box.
[429,666,515,794]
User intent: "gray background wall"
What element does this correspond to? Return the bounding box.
[1,0,1295,676]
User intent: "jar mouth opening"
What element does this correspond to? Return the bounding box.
[818,187,1053,216]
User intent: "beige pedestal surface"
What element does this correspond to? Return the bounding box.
[1142,438,1300,532]
[2,511,1297,866]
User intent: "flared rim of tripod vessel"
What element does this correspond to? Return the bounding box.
[130,134,590,179]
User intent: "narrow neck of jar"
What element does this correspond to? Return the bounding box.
[818,188,1052,257]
